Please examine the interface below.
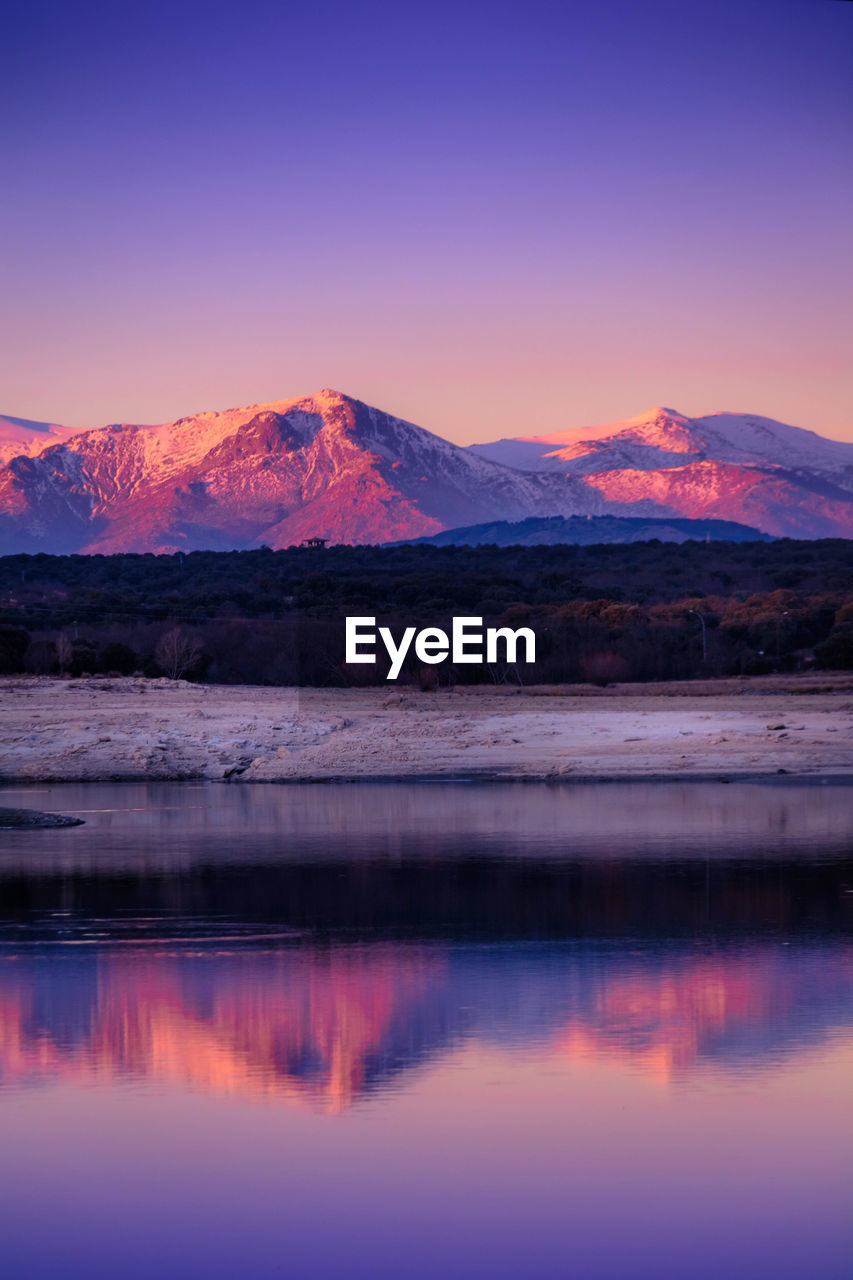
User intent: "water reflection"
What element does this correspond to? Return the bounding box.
[0,782,851,1280]
[1,941,851,1107]
[1,779,852,871]
[0,780,851,1109]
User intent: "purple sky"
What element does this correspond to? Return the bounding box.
[2,0,851,443]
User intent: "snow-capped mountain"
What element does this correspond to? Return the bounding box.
[471,406,853,476]
[2,396,851,552]
[469,407,853,538]
[0,414,83,466]
[0,390,605,554]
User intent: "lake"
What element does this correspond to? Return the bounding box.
[0,781,851,1279]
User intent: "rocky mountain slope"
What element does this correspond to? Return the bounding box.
[0,391,606,554]
[469,407,853,539]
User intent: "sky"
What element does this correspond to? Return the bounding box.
[1,0,851,444]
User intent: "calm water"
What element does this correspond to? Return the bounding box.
[0,781,851,1279]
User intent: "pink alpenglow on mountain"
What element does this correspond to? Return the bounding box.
[1,396,852,553]
[0,391,599,554]
[0,415,83,466]
[469,407,853,539]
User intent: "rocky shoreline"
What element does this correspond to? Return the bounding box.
[1,674,852,785]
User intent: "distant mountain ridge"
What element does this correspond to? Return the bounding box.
[1,395,851,552]
[469,406,853,474]
[0,414,82,465]
[396,514,774,548]
[468,407,853,539]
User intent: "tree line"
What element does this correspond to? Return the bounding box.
[0,540,851,684]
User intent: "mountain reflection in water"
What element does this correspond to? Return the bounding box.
[0,781,851,1280]
[0,779,851,1108]
[1,941,852,1108]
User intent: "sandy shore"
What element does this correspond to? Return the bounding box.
[1,674,852,783]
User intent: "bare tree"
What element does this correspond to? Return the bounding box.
[155,626,203,680]
[56,632,73,674]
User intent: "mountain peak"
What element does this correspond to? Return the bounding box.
[0,390,601,553]
[467,404,853,538]
[539,406,698,459]
[637,406,687,422]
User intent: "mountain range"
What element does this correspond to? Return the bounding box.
[1,393,851,553]
[471,406,853,540]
